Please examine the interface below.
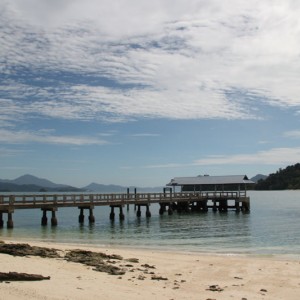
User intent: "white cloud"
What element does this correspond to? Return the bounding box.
[1,0,300,125]
[0,129,108,146]
[193,147,300,166]
[143,147,300,168]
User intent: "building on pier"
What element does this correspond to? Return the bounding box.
[166,175,254,194]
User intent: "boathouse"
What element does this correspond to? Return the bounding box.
[164,175,253,213]
[166,175,254,194]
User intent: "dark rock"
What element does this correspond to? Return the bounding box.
[0,243,60,258]
[65,249,125,276]
[141,263,156,269]
[126,258,139,263]
[206,285,224,292]
[151,275,168,281]
[0,272,50,281]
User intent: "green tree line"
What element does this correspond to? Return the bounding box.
[255,163,300,190]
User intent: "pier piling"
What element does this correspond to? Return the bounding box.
[7,212,13,229]
[79,208,84,223]
[110,206,115,220]
[51,210,58,226]
[136,205,141,217]
[41,210,48,226]
[119,206,125,221]
[88,208,95,223]
[0,212,3,228]
[146,205,151,218]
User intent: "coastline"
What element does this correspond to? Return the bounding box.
[1,239,300,299]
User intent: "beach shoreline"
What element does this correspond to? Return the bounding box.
[1,238,299,300]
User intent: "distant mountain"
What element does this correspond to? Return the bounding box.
[0,174,163,193]
[0,174,83,192]
[12,174,65,188]
[255,163,300,190]
[250,174,267,183]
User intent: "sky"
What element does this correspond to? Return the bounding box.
[1,0,300,187]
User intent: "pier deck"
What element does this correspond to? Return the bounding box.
[0,191,250,228]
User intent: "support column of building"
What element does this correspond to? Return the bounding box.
[202,200,208,212]
[145,205,151,218]
[235,200,241,213]
[218,200,228,212]
[212,201,218,212]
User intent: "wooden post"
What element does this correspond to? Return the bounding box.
[127,188,130,211]
[41,210,47,226]
[7,212,14,229]
[168,205,173,215]
[78,208,84,223]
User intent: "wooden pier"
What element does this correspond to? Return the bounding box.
[0,191,250,228]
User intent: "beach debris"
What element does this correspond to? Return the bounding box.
[151,275,168,281]
[206,284,224,292]
[141,263,156,269]
[0,272,50,282]
[260,288,268,293]
[125,258,139,263]
[234,276,243,280]
[0,242,60,258]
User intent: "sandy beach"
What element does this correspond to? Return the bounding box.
[0,239,299,300]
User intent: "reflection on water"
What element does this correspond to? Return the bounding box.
[1,191,300,255]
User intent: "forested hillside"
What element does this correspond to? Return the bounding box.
[255,163,300,190]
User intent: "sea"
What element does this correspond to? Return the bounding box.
[1,190,300,257]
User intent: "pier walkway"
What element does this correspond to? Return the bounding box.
[0,191,250,228]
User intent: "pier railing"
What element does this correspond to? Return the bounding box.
[0,191,248,210]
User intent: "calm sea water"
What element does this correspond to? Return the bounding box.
[1,191,300,256]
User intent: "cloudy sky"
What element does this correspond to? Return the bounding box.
[1,0,300,187]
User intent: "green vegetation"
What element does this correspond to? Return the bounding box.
[255,163,300,190]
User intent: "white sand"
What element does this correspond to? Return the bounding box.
[1,240,300,300]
